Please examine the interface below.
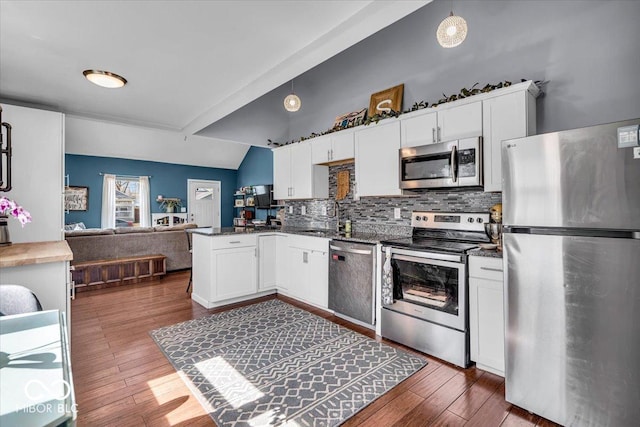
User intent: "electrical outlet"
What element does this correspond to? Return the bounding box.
[321,206,327,216]
[288,205,293,214]
[394,207,401,219]
[634,147,640,159]
[301,205,306,215]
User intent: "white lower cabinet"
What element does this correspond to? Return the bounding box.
[192,233,328,309]
[214,245,257,300]
[469,255,505,376]
[258,234,277,291]
[192,233,257,308]
[284,235,329,309]
[1,261,72,326]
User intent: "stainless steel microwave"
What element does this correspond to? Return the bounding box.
[399,137,483,189]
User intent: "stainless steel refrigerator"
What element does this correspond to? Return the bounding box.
[502,119,640,426]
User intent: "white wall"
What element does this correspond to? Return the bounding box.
[66,116,250,170]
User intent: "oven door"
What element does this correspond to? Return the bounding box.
[399,138,482,189]
[383,249,467,331]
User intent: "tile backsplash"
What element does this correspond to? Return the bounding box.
[283,162,502,235]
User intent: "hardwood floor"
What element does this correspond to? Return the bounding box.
[71,272,558,427]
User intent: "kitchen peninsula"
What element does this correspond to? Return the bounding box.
[189,226,399,334]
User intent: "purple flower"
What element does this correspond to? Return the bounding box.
[0,196,32,227]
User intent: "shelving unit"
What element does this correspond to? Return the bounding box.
[234,190,256,227]
[152,213,187,227]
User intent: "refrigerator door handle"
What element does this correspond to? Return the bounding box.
[504,226,640,239]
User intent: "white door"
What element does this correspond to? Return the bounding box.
[187,179,220,228]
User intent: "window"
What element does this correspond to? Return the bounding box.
[101,174,150,229]
[115,177,139,227]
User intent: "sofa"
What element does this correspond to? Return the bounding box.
[65,223,198,271]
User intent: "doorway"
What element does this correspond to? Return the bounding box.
[187,179,221,228]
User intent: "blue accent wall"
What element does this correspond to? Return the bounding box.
[237,146,273,187]
[236,146,273,221]
[65,154,238,228]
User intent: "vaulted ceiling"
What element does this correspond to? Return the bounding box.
[1,0,429,138]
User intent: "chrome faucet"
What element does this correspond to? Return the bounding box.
[333,200,340,232]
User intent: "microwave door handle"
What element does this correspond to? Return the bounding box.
[450,145,458,183]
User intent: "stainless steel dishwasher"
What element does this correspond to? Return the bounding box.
[328,240,376,326]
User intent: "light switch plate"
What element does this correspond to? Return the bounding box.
[634,147,640,159]
[288,205,293,214]
[321,206,327,216]
[394,207,401,219]
[301,206,306,215]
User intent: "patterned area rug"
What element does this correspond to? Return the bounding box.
[150,299,426,426]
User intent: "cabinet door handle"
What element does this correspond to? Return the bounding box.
[328,149,331,161]
[437,126,441,142]
[229,240,241,244]
[480,267,503,272]
[330,148,334,160]
[432,128,436,143]
[303,251,308,263]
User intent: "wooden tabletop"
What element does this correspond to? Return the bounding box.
[0,240,73,268]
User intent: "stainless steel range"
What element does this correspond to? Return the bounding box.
[380,211,490,367]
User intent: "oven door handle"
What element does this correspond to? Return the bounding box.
[450,145,458,183]
[391,252,463,266]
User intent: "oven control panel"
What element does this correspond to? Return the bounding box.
[411,211,490,232]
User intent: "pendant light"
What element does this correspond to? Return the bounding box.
[283,80,301,112]
[436,7,468,48]
[83,69,127,88]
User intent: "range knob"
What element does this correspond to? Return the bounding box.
[467,217,475,223]
[415,216,422,221]
[477,217,484,223]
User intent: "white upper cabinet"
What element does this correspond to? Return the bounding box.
[437,102,483,142]
[400,102,482,148]
[310,135,332,164]
[273,146,291,200]
[482,88,537,192]
[311,131,355,164]
[355,120,402,197]
[273,141,328,200]
[401,110,438,147]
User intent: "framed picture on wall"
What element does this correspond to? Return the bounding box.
[65,186,89,211]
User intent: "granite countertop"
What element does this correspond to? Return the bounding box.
[189,226,402,245]
[468,247,503,259]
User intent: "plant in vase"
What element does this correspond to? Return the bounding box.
[0,196,32,246]
[159,198,181,213]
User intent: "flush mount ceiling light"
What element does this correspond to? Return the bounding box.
[436,11,468,48]
[283,80,301,112]
[83,69,127,88]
